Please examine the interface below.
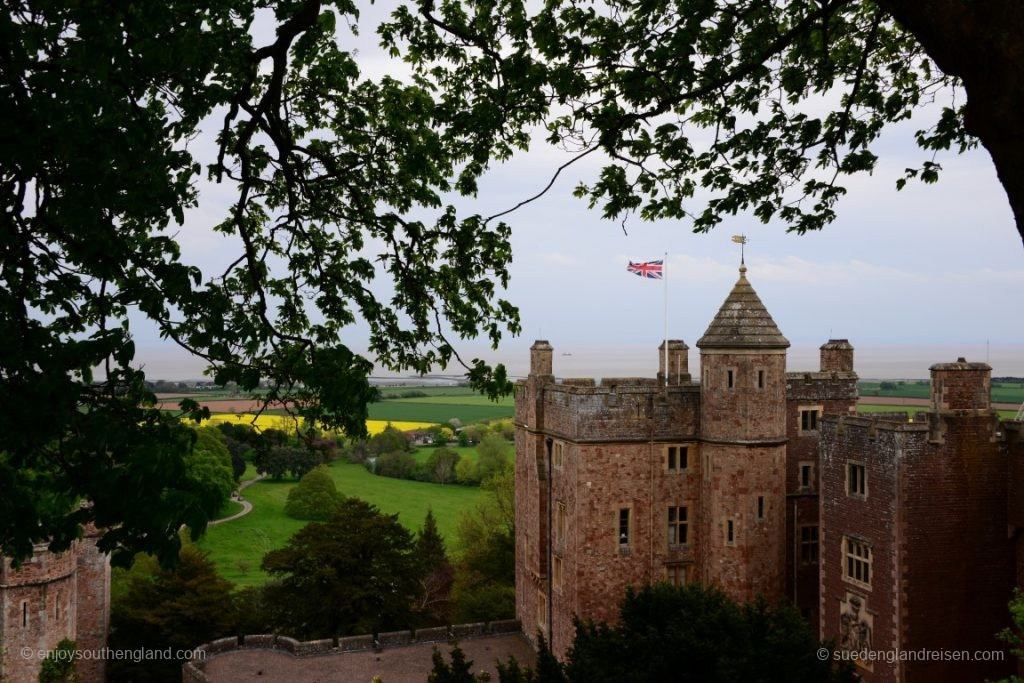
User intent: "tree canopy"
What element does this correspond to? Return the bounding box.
[261,498,422,638]
[1,0,517,565]
[384,0,1024,245]
[4,0,1021,565]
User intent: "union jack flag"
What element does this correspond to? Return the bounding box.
[627,259,664,279]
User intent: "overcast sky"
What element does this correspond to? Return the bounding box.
[130,7,1024,380]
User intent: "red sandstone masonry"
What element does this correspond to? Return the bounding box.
[1,546,79,683]
[785,368,858,635]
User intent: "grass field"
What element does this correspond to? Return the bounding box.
[388,394,515,407]
[858,380,1024,404]
[197,459,485,586]
[366,400,512,425]
[410,445,480,464]
[376,386,480,398]
[857,404,1018,420]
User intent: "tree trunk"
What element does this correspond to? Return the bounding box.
[875,0,1024,248]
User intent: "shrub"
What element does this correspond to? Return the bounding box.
[377,451,419,479]
[476,433,511,483]
[369,425,409,455]
[284,466,344,521]
[455,457,479,485]
[424,447,461,485]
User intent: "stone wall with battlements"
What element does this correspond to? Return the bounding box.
[820,406,1018,683]
[784,367,858,634]
[1,545,79,683]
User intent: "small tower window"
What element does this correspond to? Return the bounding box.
[726,519,735,545]
[22,600,28,627]
[726,369,734,389]
[619,508,631,551]
[757,370,765,389]
[799,462,814,490]
[757,496,765,520]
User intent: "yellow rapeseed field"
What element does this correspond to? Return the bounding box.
[203,412,433,436]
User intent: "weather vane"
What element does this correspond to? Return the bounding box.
[731,234,748,265]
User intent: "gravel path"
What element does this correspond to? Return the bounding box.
[209,475,263,526]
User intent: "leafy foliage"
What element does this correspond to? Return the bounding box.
[429,645,479,683]
[451,461,515,622]
[424,446,461,485]
[284,466,344,521]
[382,0,988,235]
[996,588,1024,683]
[375,450,420,480]
[108,546,235,683]
[261,498,422,639]
[416,509,454,624]
[38,639,79,683]
[1,0,518,564]
[556,583,855,683]
[368,425,412,455]
[254,445,317,480]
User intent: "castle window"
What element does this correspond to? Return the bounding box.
[668,506,688,546]
[618,508,631,552]
[665,564,688,587]
[756,495,765,521]
[843,536,872,588]
[847,461,867,498]
[800,525,819,563]
[553,442,564,469]
[726,369,735,389]
[553,555,563,590]
[556,501,566,547]
[757,369,765,389]
[799,462,814,490]
[703,452,711,481]
[666,445,689,472]
[22,600,28,627]
[726,519,735,545]
[800,408,820,432]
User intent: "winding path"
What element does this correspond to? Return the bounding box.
[209,474,264,526]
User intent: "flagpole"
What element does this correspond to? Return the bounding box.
[663,251,668,387]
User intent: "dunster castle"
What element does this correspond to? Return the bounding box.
[2,265,1022,682]
[514,264,1024,682]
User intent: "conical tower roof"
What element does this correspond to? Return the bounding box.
[696,265,789,349]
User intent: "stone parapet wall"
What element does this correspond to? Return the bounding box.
[522,380,700,443]
[182,621,523,682]
[0,545,77,587]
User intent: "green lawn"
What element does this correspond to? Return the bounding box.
[213,499,244,520]
[197,459,485,587]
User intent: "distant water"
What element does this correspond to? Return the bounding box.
[129,341,1024,381]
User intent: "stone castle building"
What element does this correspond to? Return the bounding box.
[514,265,1023,682]
[0,528,110,683]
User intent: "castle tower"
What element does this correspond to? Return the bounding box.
[820,339,854,373]
[930,357,991,412]
[658,340,690,385]
[696,264,789,601]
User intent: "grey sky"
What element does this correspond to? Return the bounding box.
[129,6,1024,380]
